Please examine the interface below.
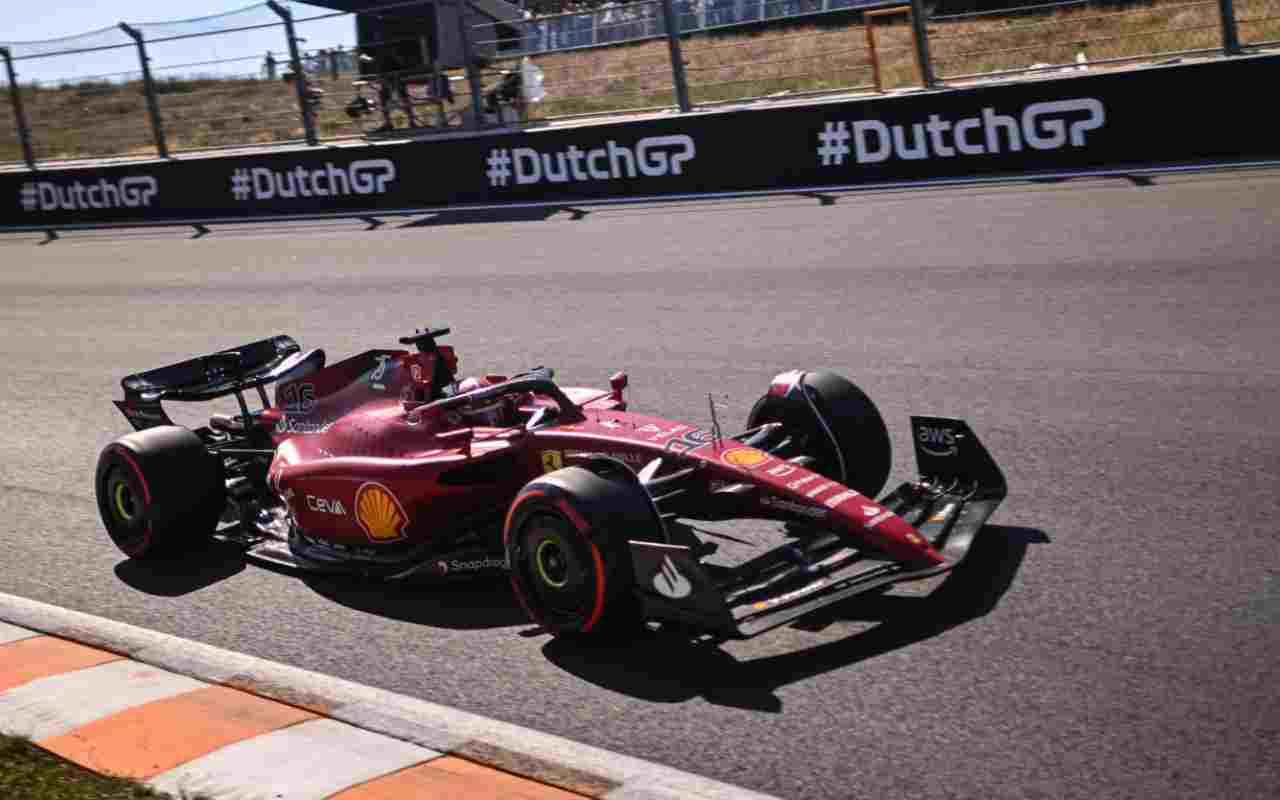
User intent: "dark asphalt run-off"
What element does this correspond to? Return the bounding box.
[1,169,1277,799]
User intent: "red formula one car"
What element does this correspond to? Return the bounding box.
[96,327,1007,639]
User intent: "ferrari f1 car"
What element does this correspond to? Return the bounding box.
[96,327,1007,639]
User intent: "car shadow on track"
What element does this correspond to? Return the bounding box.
[542,524,1048,712]
[113,540,248,597]
[300,574,530,630]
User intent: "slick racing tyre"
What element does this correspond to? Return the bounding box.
[95,426,224,559]
[747,370,892,498]
[504,462,663,638]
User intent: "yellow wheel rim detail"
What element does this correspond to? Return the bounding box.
[114,482,136,522]
[535,539,569,588]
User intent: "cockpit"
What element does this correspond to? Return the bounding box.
[397,327,576,433]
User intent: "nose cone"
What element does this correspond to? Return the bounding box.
[827,497,944,567]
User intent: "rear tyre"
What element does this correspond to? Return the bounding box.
[95,426,224,559]
[504,463,664,638]
[747,370,892,498]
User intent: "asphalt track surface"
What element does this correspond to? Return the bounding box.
[2,169,1278,799]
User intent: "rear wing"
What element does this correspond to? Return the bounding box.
[113,335,321,431]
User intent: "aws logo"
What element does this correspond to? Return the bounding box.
[916,425,959,457]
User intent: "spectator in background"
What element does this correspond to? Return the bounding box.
[526,10,539,51]
[305,50,325,75]
[536,13,550,52]
[334,44,355,74]
[374,48,415,132]
[263,50,277,80]
[641,2,658,37]
[599,1,617,43]
[545,6,560,50]
[573,3,592,47]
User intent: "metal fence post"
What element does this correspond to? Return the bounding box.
[458,1,487,129]
[119,24,169,159]
[1218,0,1243,54]
[267,0,318,146]
[907,0,938,88]
[660,0,693,111]
[1,47,37,170]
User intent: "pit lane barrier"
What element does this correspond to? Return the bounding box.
[2,52,1279,234]
[0,591,776,799]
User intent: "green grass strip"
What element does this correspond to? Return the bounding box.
[0,734,184,800]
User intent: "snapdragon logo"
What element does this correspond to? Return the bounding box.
[816,98,1106,167]
[438,557,509,574]
[231,159,396,202]
[19,176,158,213]
[486,135,695,188]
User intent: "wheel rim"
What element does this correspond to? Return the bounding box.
[534,539,570,588]
[520,514,594,628]
[113,480,138,523]
[103,466,147,553]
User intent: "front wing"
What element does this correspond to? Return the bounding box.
[629,417,1007,638]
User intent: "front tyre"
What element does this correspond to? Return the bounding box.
[95,426,224,559]
[504,464,663,638]
[748,370,892,498]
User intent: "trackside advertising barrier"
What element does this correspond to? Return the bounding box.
[2,54,1277,231]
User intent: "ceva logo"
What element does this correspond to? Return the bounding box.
[306,495,346,515]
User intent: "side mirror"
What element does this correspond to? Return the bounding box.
[609,371,628,403]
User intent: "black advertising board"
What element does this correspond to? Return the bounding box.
[2,54,1277,231]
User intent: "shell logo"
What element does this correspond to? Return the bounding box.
[723,447,770,469]
[354,482,408,542]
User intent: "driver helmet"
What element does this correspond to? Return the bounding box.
[453,376,514,428]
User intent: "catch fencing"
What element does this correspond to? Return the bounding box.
[1238,0,1280,45]
[472,0,885,56]
[474,1,899,117]
[1,0,1275,169]
[930,0,1239,81]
